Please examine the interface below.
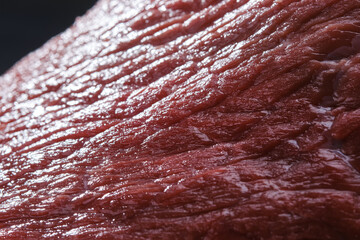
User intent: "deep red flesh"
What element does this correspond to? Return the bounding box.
[1,0,360,239]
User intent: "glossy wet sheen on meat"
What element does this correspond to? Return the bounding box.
[1,0,360,239]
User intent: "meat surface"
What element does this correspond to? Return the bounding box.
[1,0,360,239]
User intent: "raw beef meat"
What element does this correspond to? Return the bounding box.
[1,0,360,239]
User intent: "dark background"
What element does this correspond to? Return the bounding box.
[0,0,97,75]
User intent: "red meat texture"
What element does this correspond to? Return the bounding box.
[1,0,360,239]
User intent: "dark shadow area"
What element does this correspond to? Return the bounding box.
[0,0,97,75]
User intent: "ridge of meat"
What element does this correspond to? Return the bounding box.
[0,0,360,239]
